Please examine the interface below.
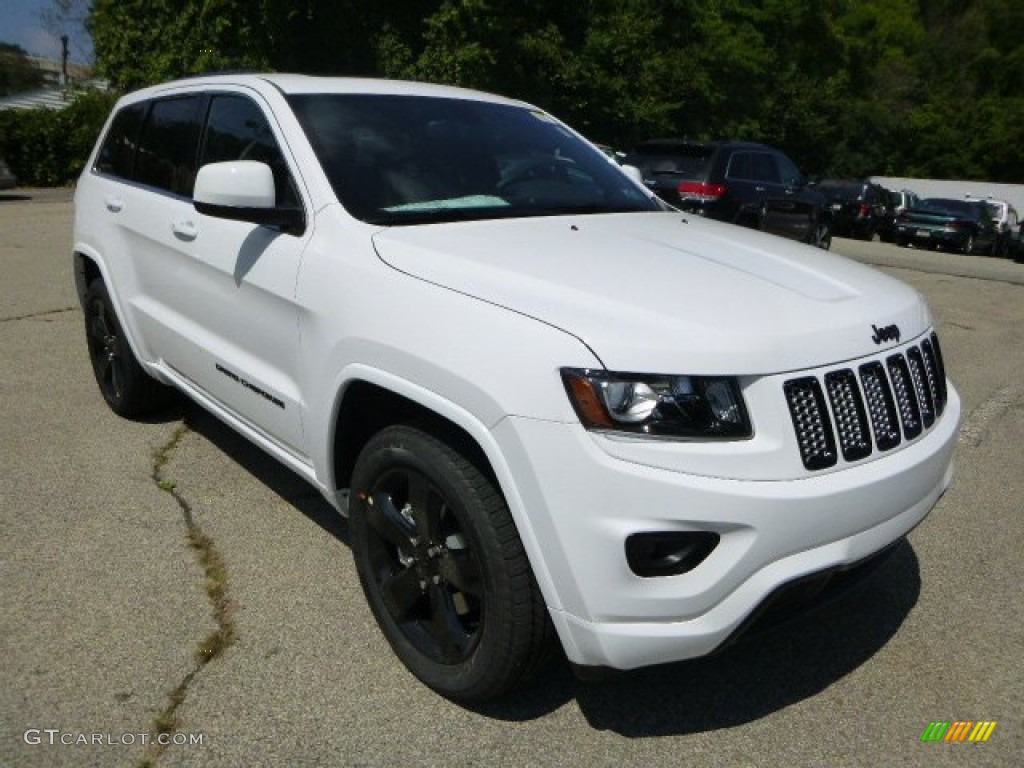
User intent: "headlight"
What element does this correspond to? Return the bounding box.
[561,368,752,439]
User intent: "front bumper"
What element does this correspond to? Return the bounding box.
[494,383,960,670]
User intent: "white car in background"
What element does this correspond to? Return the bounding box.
[965,195,1019,257]
[0,157,18,190]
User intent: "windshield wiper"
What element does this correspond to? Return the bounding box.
[363,208,477,226]
[364,202,653,226]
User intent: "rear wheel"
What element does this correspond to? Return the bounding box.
[350,424,553,701]
[83,279,174,418]
[962,234,975,255]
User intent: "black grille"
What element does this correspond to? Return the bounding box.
[785,334,947,471]
[824,370,872,462]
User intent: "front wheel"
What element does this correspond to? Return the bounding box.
[962,234,975,255]
[349,425,554,701]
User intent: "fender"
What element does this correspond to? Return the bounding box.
[72,246,169,384]
[322,362,568,615]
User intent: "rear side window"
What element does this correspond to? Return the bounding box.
[726,151,782,183]
[95,103,146,179]
[134,95,205,197]
[200,94,298,207]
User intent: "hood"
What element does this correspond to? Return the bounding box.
[372,212,930,374]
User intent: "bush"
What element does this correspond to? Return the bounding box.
[0,89,119,186]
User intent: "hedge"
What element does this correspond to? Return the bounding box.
[0,90,120,187]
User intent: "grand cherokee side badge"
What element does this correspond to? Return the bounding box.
[871,323,901,345]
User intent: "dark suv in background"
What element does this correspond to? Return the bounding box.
[623,139,831,249]
[814,179,891,240]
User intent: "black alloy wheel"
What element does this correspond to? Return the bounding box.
[83,279,172,418]
[350,425,553,701]
[362,467,484,665]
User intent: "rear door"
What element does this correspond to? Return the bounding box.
[91,94,209,373]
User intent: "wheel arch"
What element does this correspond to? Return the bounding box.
[326,372,567,618]
[331,379,494,494]
[72,247,166,382]
[73,248,105,308]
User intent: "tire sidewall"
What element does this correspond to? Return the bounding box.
[84,280,139,414]
[350,426,521,700]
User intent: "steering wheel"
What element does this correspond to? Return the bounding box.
[497,157,569,193]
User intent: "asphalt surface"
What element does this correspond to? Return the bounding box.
[2,189,1021,767]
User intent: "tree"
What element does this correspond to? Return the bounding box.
[88,0,273,89]
[70,0,1024,181]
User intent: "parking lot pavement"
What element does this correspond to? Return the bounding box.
[833,234,1024,286]
[2,196,1021,767]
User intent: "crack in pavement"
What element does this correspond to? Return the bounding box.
[0,306,78,323]
[141,422,237,768]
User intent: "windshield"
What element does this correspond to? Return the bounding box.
[921,199,977,215]
[288,94,658,225]
[984,201,1005,219]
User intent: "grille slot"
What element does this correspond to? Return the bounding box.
[784,378,837,470]
[922,334,947,414]
[887,354,922,439]
[824,370,872,462]
[906,347,935,428]
[859,362,901,451]
[784,334,947,471]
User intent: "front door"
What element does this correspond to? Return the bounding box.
[169,91,311,456]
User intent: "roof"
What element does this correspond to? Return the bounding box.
[130,73,528,109]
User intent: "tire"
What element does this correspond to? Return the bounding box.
[83,279,174,418]
[962,234,975,255]
[896,238,910,248]
[809,221,832,250]
[349,424,554,701]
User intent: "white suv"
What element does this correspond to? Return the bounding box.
[74,74,960,701]
[965,195,1019,257]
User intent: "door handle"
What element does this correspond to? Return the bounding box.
[172,220,198,241]
[104,196,124,213]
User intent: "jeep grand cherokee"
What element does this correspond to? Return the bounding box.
[74,74,959,701]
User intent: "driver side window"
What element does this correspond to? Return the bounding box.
[200,94,299,207]
[776,154,804,187]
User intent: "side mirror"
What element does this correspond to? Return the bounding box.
[193,161,304,234]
